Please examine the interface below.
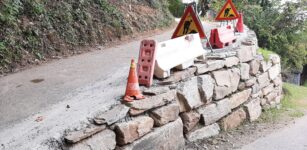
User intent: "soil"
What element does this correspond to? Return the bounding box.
[185,110,306,150]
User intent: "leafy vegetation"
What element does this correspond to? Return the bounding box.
[168,0,185,18]
[0,0,173,74]
[257,48,276,62]
[205,0,307,72]
[260,83,307,122]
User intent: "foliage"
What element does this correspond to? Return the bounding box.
[257,48,275,62]
[0,0,173,74]
[209,0,307,71]
[168,0,185,17]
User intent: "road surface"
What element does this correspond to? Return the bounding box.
[241,115,307,150]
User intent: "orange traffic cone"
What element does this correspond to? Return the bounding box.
[124,59,145,102]
[236,13,244,33]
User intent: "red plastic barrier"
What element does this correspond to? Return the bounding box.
[208,25,236,49]
[137,40,157,87]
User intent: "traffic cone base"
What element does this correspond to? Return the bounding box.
[123,59,145,102]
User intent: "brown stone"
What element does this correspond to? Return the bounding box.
[262,84,275,96]
[114,116,154,145]
[64,125,106,144]
[244,98,262,122]
[257,72,270,89]
[180,111,201,133]
[119,118,185,150]
[229,89,252,109]
[249,59,260,75]
[149,103,180,127]
[220,108,246,131]
[129,90,176,116]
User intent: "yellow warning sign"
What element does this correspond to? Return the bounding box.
[172,5,205,39]
[215,0,239,21]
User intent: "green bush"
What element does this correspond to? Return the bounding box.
[168,0,185,17]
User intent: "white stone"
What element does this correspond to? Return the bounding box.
[240,63,250,80]
[245,98,262,122]
[225,57,239,67]
[198,75,214,103]
[268,64,281,80]
[186,123,220,141]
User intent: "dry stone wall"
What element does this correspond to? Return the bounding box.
[59,30,283,150]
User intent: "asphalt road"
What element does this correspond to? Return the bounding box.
[241,115,307,150]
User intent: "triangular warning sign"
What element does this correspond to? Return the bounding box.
[172,5,206,39]
[215,0,239,21]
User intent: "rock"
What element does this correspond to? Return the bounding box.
[260,61,272,72]
[257,72,270,89]
[240,63,250,80]
[229,89,252,109]
[119,118,185,150]
[213,70,231,87]
[149,103,180,127]
[195,60,225,75]
[177,77,203,111]
[237,45,255,63]
[238,82,246,91]
[245,77,256,87]
[269,54,280,65]
[198,98,231,126]
[114,116,154,145]
[244,98,262,122]
[249,59,260,75]
[268,64,281,80]
[273,75,282,86]
[252,83,261,94]
[213,68,240,100]
[142,86,170,95]
[129,90,176,115]
[159,67,197,85]
[225,57,239,68]
[252,91,263,99]
[265,92,278,102]
[274,95,282,104]
[220,108,246,131]
[65,125,106,144]
[67,129,116,150]
[94,104,130,125]
[180,111,201,133]
[186,123,220,141]
[262,84,275,96]
[198,74,214,103]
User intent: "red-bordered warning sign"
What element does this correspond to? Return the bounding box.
[172,5,206,39]
[215,0,239,21]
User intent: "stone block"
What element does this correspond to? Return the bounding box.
[180,111,201,133]
[159,67,197,85]
[225,57,239,68]
[195,60,225,75]
[149,103,180,127]
[268,64,281,80]
[114,116,154,145]
[177,77,203,111]
[142,86,170,95]
[244,98,262,122]
[249,59,260,76]
[67,129,116,150]
[240,63,250,80]
[213,68,240,100]
[186,123,220,142]
[252,83,261,94]
[229,89,252,109]
[269,54,280,65]
[260,61,272,72]
[265,92,278,102]
[197,98,231,126]
[119,118,185,150]
[220,108,246,131]
[245,77,256,87]
[198,74,214,103]
[65,125,106,144]
[262,84,275,96]
[257,72,270,89]
[94,104,130,125]
[238,82,246,91]
[129,90,176,116]
[237,45,255,63]
[273,75,282,86]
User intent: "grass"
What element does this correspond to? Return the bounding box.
[257,48,276,62]
[260,83,307,122]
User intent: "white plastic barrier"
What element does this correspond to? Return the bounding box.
[154,33,205,79]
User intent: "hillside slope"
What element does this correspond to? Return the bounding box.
[0,0,173,74]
